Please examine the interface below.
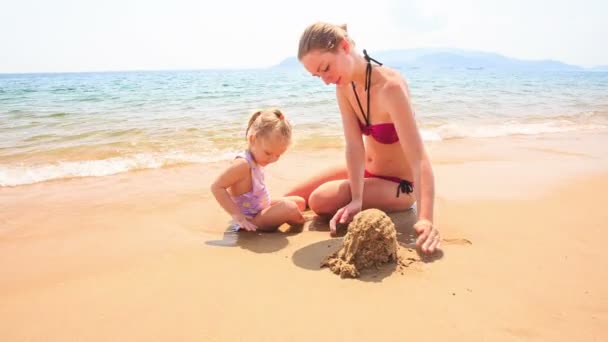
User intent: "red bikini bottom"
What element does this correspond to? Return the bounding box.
[364,169,414,197]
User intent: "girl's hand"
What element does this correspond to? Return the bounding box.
[329,200,362,236]
[233,214,257,232]
[413,219,441,253]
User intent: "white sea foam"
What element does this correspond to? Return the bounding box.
[0,151,237,187]
[422,119,607,141]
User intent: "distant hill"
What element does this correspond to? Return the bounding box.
[590,65,608,71]
[274,48,589,72]
[275,57,301,68]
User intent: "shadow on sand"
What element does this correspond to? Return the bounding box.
[292,208,450,281]
[204,222,304,254]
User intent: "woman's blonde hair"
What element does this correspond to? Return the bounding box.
[246,108,292,143]
[297,22,354,60]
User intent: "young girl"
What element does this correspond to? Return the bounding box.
[211,108,306,232]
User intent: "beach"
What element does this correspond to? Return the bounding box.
[2,130,607,341]
[2,0,608,339]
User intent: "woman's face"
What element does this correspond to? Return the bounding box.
[300,40,353,87]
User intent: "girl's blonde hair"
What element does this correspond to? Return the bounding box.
[246,108,292,143]
[298,22,354,60]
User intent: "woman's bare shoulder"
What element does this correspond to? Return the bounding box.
[379,69,409,96]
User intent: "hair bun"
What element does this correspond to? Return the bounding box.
[273,109,284,120]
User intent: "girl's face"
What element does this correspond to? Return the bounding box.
[248,134,288,167]
[300,39,354,87]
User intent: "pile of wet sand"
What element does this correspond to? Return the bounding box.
[322,209,399,278]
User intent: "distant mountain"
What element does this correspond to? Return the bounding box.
[590,65,608,71]
[275,57,301,68]
[274,48,587,72]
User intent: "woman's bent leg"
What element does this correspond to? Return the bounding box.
[308,180,352,216]
[283,165,347,207]
[308,177,416,216]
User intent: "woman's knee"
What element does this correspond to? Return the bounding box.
[309,183,349,215]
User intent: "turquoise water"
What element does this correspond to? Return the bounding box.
[1,68,607,186]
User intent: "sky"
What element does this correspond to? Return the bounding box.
[0,0,606,73]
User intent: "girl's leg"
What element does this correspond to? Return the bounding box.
[283,165,348,206]
[309,178,416,216]
[280,196,306,212]
[251,197,305,232]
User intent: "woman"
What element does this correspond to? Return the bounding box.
[285,22,440,254]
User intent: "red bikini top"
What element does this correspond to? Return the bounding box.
[352,50,399,145]
[358,121,399,144]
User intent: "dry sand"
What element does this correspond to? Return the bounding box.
[1,131,608,341]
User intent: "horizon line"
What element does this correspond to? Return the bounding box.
[1,48,607,75]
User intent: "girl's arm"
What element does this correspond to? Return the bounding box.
[210,159,257,231]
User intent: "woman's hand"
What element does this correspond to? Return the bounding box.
[413,219,440,253]
[233,214,257,232]
[329,200,362,236]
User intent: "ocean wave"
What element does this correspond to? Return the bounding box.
[426,120,607,140]
[0,151,237,187]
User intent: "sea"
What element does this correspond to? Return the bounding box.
[1,67,607,186]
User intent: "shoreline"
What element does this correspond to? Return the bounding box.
[2,129,608,188]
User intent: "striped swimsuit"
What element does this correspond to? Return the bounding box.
[230,150,270,230]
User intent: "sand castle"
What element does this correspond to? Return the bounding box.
[322,208,399,278]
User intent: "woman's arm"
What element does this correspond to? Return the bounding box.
[383,79,439,253]
[337,87,366,203]
[329,86,366,232]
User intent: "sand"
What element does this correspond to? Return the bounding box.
[1,131,608,341]
[322,208,399,278]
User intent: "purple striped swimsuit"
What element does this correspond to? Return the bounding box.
[230,150,270,230]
